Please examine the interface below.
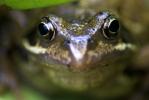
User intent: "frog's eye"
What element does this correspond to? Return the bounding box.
[38,22,56,41]
[102,17,119,39]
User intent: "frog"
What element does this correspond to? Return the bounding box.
[11,8,138,99]
[1,0,146,99]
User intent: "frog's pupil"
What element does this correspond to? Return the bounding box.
[103,18,119,39]
[38,23,49,36]
[109,20,119,33]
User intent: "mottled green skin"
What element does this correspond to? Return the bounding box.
[14,9,136,99]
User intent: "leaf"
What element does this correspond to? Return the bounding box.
[0,0,74,10]
[0,0,4,5]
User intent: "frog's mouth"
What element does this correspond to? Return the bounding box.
[23,36,136,72]
[21,38,136,91]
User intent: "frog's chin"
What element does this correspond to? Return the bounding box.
[67,55,101,72]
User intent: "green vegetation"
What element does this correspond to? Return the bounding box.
[0,0,74,9]
[0,86,48,100]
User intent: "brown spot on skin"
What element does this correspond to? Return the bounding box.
[46,42,71,64]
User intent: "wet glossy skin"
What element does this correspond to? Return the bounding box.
[18,11,136,92]
[9,12,134,97]
[24,12,134,69]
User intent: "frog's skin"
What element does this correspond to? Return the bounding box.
[12,10,137,99]
[0,0,148,99]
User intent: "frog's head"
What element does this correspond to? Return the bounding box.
[23,11,135,71]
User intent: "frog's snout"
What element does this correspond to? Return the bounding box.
[68,35,90,69]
